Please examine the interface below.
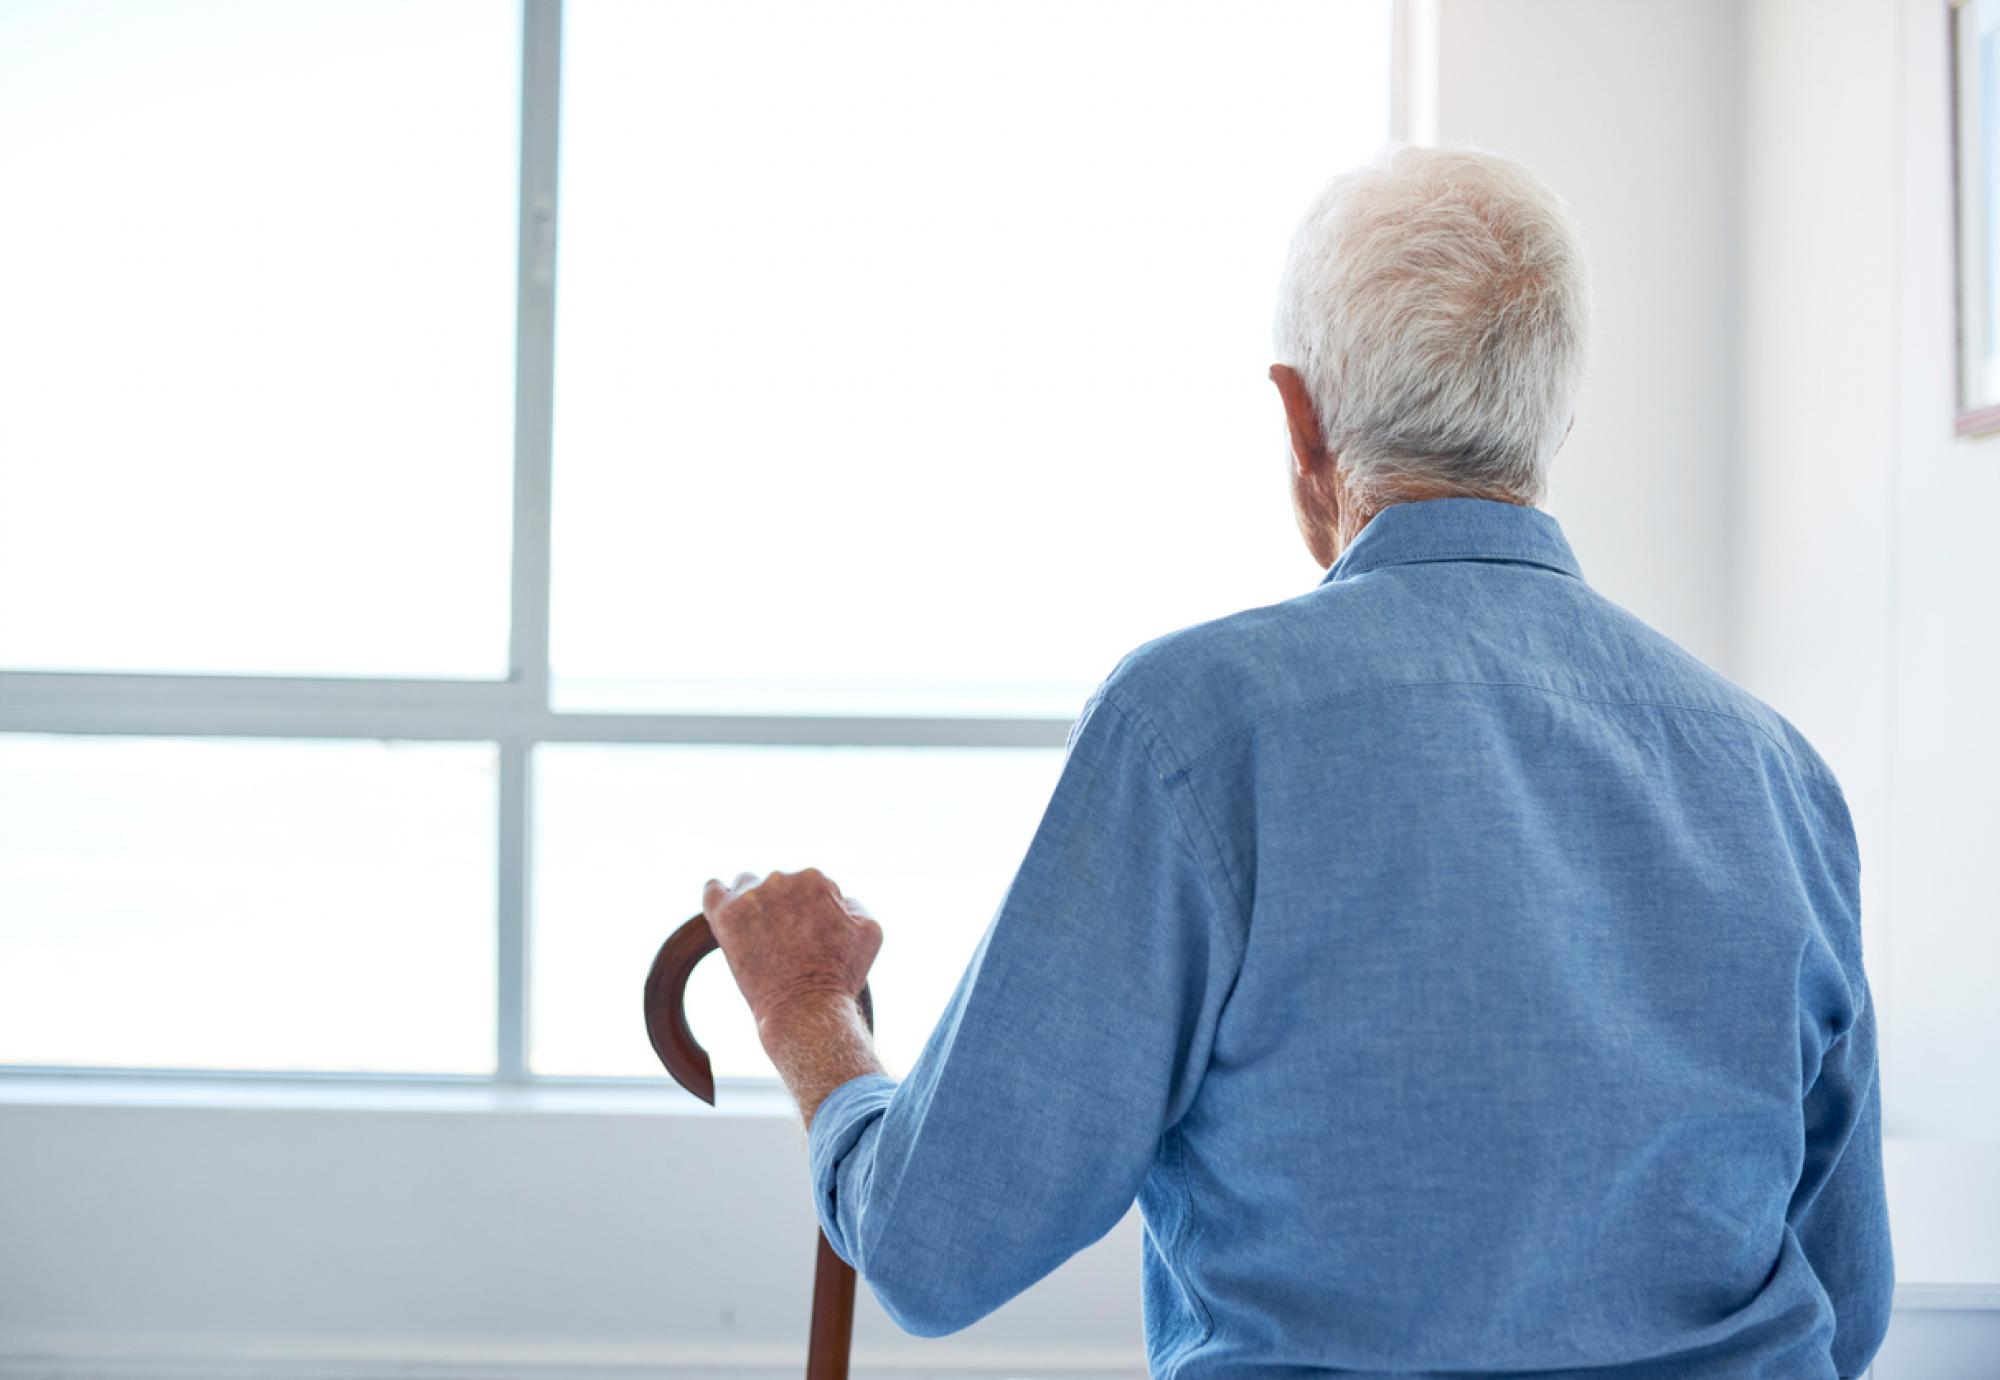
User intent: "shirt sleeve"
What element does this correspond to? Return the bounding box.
[1786,779,1895,1380]
[1790,963,1895,1379]
[804,680,1243,1337]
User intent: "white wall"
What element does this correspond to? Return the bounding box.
[1434,0,1746,677]
[1738,0,2000,1144]
[6,3,1998,1376]
[1882,0,2000,1145]
[1738,0,2000,1369]
[1737,0,1901,1004]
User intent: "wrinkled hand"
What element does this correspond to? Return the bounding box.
[701,868,883,1032]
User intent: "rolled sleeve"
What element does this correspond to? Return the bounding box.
[799,679,1243,1337]
[807,1070,897,1267]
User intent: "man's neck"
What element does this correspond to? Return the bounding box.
[1334,483,1531,555]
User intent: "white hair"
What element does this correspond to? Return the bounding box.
[1271,143,1593,510]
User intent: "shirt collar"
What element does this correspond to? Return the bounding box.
[1320,496,1583,585]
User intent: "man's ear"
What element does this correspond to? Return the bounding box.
[1268,364,1327,477]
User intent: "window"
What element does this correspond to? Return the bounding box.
[0,737,497,1073]
[0,0,1392,1085]
[532,744,1060,1077]
[0,0,520,679]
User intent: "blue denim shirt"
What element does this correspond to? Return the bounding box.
[807,496,1893,1378]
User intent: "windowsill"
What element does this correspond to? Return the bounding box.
[1,1075,1995,1304]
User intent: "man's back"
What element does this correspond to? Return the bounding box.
[807,496,1893,1379]
[1113,495,1894,1376]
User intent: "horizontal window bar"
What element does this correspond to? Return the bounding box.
[0,700,1074,748]
[0,670,534,711]
[0,1067,797,1116]
[0,1062,761,1087]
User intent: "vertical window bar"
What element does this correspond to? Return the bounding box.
[510,0,562,705]
[497,737,532,1082]
[500,0,563,1082]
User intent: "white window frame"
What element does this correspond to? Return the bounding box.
[0,0,1071,1092]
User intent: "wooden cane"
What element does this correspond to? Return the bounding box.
[643,914,874,1380]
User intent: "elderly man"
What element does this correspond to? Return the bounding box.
[701,145,1894,1379]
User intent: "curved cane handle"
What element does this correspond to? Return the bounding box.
[643,912,878,1379]
[643,913,875,1104]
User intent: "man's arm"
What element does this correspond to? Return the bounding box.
[1787,777,1894,1380]
[798,683,1245,1337]
[758,988,882,1130]
[701,864,888,1126]
[1790,967,1894,1378]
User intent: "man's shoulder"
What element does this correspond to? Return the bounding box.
[1582,592,1846,792]
[1094,574,1847,798]
[1089,588,1330,769]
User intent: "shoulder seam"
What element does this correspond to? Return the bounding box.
[1098,686,1250,967]
[1164,676,1837,788]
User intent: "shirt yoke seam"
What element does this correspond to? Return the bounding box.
[1099,686,1250,969]
[1162,676,1836,788]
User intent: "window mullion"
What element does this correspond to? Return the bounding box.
[496,736,531,1083]
[509,0,562,711]
[499,0,564,1083]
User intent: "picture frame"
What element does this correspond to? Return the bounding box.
[1952,0,2000,435]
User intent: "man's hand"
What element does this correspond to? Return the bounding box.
[700,868,887,1125]
[701,867,882,1027]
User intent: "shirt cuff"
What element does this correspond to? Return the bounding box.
[806,1071,899,1267]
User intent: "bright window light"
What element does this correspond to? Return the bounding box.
[0,0,1394,1084]
[550,0,1394,718]
[0,1,519,678]
[0,736,497,1073]
[532,742,1063,1079]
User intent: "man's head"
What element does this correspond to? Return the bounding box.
[1270,144,1593,567]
